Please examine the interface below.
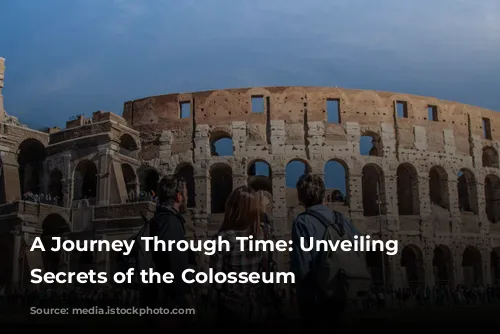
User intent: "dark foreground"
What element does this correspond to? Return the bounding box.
[1,305,499,331]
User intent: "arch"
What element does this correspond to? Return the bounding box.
[48,169,63,205]
[482,146,499,168]
[396,163,419,215]
[119,134,138,151]
[285,159,311,188]
[365,250,391,288]
[462,246,483,286]
[485,174,500,224]
[400,244,425,289]
[73,160,98,201]
[248,160,271,178]
[210,130,233,156]
[210,163,233,213]
[432,245,454,286]
[140,168,159,198]
[360,131,383,157]
[41,213,70,273]
[42,213,70,236]
[362,163,386,216]
[17,138,46,195]
[324,159,348,204]
[429,166,449,209]
[491,248,500,286]
[248,160,272,194]
[121,164,137,199]
[457,168,478,214]
[176,163,196,208]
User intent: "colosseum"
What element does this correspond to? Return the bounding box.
[0,57,499,292]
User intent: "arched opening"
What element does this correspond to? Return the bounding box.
[121,164,137,201]
[210,131,233,156]
[210,163,232,213]
[360,132,383,157]
[18,139,46,196]
[432,245,454,286]
[485,174,500,224]
[73,160,97,201]
[286,159,311,188]
[400,245,425,289]
[491,248,500,287]
[462,246,483,286]
[176,163,196,208]
[397,163,419,215]
[482,146,499,168]
[324,160,348,204]
[362,164,386,216]
[365,250,390,288]
[429,166,449,209]
[42,214,70,273]
[48,169,63,206]
[457,169,478,214]
[119,134,138,151]
[248,160,272,193]
[140,168,159,201]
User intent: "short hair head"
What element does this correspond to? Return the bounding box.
[157,174,186,207]
[296,173,325,207]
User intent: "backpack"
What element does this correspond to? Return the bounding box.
[301,210,372,306]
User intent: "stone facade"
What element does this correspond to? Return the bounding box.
[0,58,499,291]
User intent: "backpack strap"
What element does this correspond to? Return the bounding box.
[301,210,345,238]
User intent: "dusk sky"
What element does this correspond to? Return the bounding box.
[1,0,499,188]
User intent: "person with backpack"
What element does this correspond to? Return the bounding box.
[147,174,196,327]
[290,173,371,330]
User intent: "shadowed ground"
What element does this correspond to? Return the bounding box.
[1,304,499,330]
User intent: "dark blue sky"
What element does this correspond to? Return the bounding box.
[1,0,499,190]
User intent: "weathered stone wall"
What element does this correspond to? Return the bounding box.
[124,87,500,288]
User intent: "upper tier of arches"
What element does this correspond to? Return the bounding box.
[123,86,500,143]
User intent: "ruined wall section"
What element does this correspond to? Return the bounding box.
[123,86,500,286]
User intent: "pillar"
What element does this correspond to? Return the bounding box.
[97,145,111,206]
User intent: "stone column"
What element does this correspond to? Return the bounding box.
[11,228,22,291]
[348,172,364,227]
[423,244,435,288]
[0,150,21,203]
[97,145,111,206]
[448,178,462,234]
[418,174,432,218]
[384,173,400,232]
[454,247,464,286]
[482,248,491,286]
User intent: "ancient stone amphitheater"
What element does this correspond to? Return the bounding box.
[0,57,499,291]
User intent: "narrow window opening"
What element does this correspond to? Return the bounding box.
[483,118,492,139]
[428,105,438,121]
[396,101,408,118]
[327,99,340,123]
[251,96,264,113]
[180,102,191,119]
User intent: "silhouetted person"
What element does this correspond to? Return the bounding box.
[148,174,195,329]
[291,173,359,330]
